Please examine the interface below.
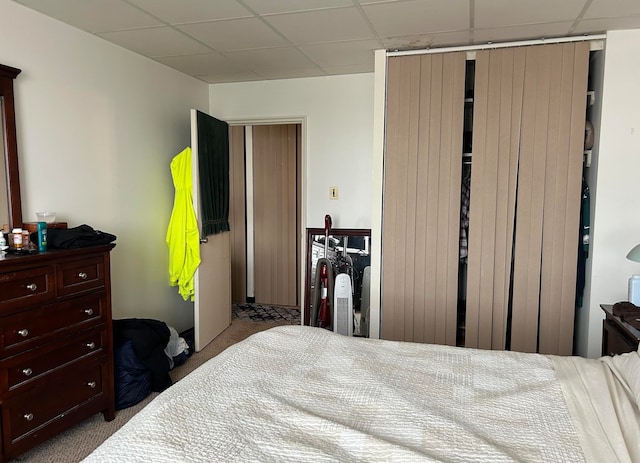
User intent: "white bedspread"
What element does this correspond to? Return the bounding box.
[83,325,640,462]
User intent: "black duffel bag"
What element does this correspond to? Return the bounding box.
[47,224,116,249]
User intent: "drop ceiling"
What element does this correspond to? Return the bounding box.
[12,0,640,84]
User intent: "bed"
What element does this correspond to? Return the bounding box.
[82,325,640,462]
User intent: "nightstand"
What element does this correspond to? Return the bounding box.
[601,304,640,356]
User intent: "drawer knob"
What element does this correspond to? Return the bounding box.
[24,413,33,421]
[22,368,33,376]
[84,308,94,316]
[17,329,29,337]
[26,283,37,291]
[87,381,97,389]
[86,342,96,349]
[78,272,88,280]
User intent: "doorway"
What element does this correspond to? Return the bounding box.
[229,122,302,309]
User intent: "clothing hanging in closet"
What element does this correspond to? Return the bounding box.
[460,170,471,261]
[576,178,590,308]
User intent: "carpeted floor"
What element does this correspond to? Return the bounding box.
[13,317,297,463]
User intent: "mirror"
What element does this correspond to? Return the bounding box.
[304,228,371,337]
[0,63,22,229]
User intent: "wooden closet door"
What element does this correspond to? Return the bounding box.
[252,124,299,307]
[229,125,246,303]
[511,42,589,355]
[382,52,466,344]
[466,42,589,355]
[465,48,525,350]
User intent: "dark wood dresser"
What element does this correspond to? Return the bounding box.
[0,244,115,461]
[600,303,640,356]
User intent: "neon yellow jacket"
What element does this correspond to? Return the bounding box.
[166,147,201,301]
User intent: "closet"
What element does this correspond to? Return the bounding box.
[381,40,595,355]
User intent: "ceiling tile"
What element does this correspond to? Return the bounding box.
[382,30,472,50]
[362,0,469,37]
[474,0,586,29]
[155,53,244,76]
[177,18,288,51]
[224,47,319,71]
[241,0,353,15]
[584,0,640,19]
[574,16,640,34]
[127,0,253,24]
[256,67,326,80]
[298,39,380,67]
[15,0,162,33]
[323,63,375,75]
[198,71,263,84]
[98,27,213,57]
[357,0,408,3]
[16,0,640,83]
[473,21,575,44]
[263,7,375,45]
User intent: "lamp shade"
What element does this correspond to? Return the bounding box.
[627,243,640,263]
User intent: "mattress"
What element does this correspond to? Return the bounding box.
[82,325,640,462]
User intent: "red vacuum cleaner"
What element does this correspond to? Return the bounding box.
[313,215,334,329]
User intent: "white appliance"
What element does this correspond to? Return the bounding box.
[333,273,353,336]
[360,266,371,337]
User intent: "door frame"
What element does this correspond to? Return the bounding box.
[227,116,307,315]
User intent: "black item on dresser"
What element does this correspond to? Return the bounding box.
[47,224,116,249]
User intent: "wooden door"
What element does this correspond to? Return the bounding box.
[252,124,299,307]
[228,124,301,308]
[190,109,231,351]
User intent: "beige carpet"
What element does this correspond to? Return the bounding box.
[14,320,289,463]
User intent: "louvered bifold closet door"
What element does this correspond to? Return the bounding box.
[510,42,589,355]
[467,43,589,354]
[465,48,525,350]
[382,53,465,344]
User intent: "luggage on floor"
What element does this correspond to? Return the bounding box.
[114,339,152,410]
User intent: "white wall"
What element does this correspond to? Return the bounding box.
[1,1,210,332]
[209,74,374,230]
[209,75,374,322]
[583,29,640,358]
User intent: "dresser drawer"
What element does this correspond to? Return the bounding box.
[0,266,55,315]
[2,327,106,392]
[0,291,106,354]
[4,359,106,445]
[56,255,106,297]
